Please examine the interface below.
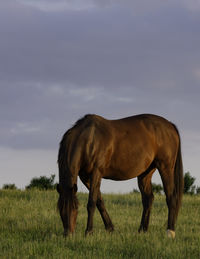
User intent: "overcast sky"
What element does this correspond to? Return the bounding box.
[0,0,200,192]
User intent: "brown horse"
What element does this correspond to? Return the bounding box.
[57,114,183,238]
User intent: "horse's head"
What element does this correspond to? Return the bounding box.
[57,184,78,236]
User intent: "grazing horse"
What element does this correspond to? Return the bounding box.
[57,114,183,238]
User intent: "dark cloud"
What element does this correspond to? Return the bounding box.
[1,0,200,88]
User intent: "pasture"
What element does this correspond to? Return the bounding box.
[0,189,200,258]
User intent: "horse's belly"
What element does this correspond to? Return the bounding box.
[103,167,139,181]
[102,151,154,181]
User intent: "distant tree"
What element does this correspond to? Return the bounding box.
[152,183,163,194]
[184,172,196,194]
[132,189,140,193]
[2,184,17,190]
[133,183,163,194]
[26,174,56,190]
[196,186,200,195]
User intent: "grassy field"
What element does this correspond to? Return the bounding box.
[0,189,200,259]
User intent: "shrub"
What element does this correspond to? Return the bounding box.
[196,186,200,195]
[152,183,163,194]
[132,183,163,194]
[2,184,17,190]
[132,189,140,193]
[184,172,196,194]
[26,174,56,190]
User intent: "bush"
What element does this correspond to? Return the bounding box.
[152,183,163,194]
[132,189,140,193]
[132,183,163,194]
[184,172,196,194]
[26,174,56,190]
[196,186,200,195]
[2,184,17,190]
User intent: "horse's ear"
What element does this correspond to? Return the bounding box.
[73,184,78,193]
[56,184,60,193]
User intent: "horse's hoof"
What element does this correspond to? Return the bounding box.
[106,226,114,233]
[63,231,68,237]
[138,227,147,233]
[63,230,74,238]
[85,230,93,236]
[167,229,175,239]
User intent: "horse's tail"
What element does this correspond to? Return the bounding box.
[172,124,184,220]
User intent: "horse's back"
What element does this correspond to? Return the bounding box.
[77,113,179,161]
[112,114,178,145]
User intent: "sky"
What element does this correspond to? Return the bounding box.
[0,0,200,192]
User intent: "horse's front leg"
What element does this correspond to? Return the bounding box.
[96,193,114,232]
[79,174,114,232]
[85,168,101,236]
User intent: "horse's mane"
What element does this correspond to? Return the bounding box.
[60,114,92,144]
[57,114,95,185]
[72,114,92,128]
[60,114,94,140]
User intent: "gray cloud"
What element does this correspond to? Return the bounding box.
[1,0,200,88]
[16,0,200,14]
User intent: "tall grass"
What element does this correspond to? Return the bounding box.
[0,189,200,258]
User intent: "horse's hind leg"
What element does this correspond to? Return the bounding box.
[138,169,155,232]
[158,167,177,237]
[79,174,114,232]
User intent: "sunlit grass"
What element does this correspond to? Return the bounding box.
[0,189,200,258]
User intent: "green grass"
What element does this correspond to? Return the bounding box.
[0,190,200,258]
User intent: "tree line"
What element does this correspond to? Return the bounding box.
[2,174,56,191]
[1,172,200,195]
